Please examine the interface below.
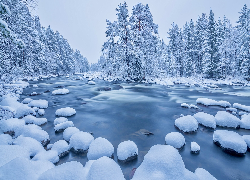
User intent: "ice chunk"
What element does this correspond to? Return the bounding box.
[52,88,69,95]
[38,109,45,116]
[23,115,47,125]
[195,168,217,180]
[87,137,114,160]
[175,115,198,132]
[63,127,80,142]
[181,103,190,108]
[215,111,240,128]
[54,121,74,133]
[32,150,59,164]
[193,112,216,129]
[0,134,12,145]
[240,114,250,129]
[22,98,33,104]
[191,142,200,154]
[55,107,76,117]
[70,131,94,153]
[165,132,185,149]
[0,118,25,136]
[233,103,250,112]
[88,81,96,85]
[87,156,125,180]
[28,99,48,109]
[117,140,138,161]
[54,117,68,126]
[213,130,247,156]
[242,135,250,150]
[196,98,231,107]
[51,140,70,158]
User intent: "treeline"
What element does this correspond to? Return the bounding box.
[94,3,250,81]
[0,0,89,82]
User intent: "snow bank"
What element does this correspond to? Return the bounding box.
[32,150,59,164]
[240,114,250,129]
[88,81,96,85]
[213,130,247,156]
[193,112,216,129]
[87,156,125,180]
[0,118,25,135]
[70,131,94,153]
[54,121,74,133]
[54,117,68,125]
[117,140,138,161]
[87,137,114,160]
[28,99,48,109]
[51,140,70,158]
[52,88,69,95]
[165,132,185,149]
[196,98,231,107]
[191,142,200,154]
[55,107,76,117]
[22,98,33,104]
[23,115,47,125]
[0,134,12,145]
[175,115,198,133]
[63,127,80,142]
[194,168,217,180]
[215,111,240,128]
[233,103,250,112]
[38,109,45,116]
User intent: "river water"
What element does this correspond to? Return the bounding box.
[21,76,250,180]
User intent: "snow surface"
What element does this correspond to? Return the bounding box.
[22,98,33,104]
[28,99,48,109]
[213,130,247,154]
[191,142,200,153]
[196,98,231,107]
[87,137,114,160]
[175,115,198,132]
[32,150,59,164]
[55,107,76,117]
[0,118,25,134]
[54,121,74,132]
[70,131,94,152]
[240,114,250,129]
[195,168,217,180]
[23,115,47,125]
[52,88,69,95]
[165,132,185,149]
[54,117,68,125]
[233,103,250,112]
[242,135,250,149]
[117,140,138,161]
[88,81,96,85]
[215,111,240,128]
[193,112,216,129]
[63,127,80,142]
[51,140,70,156]
[0,134,12,145]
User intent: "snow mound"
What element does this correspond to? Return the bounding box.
[165,132,185,149]
[181,103,190,108]
[215,111,240,128]
[196,98,231,107]
[32,150,59,164]
[55,107,76,117]
[0,134,13,145]
[233,103,250,112]
[54,117,68,125]
[38,161,85,180]
[63,127,80,142]
[52,88,69,95]
[242,135,250,150]
[51,140,70,158]
[28,99,48,109]
[0,118,25,135]
[87,156,125,180]
[191,142,200,154]
[193,112,216,129]
[23,115,47,125]
[88,81,96,85]
[240,114,250,129]
[70,131,94,153]
[213,130,247,156]
[195,168,217,180]
[175,115,198,132]
[190,104,199,109]
[54,121,74,133]
[22,98,33,104]
[38,109,45,116]
[87,137,114,160]
[132,145,198,180]
[117,140,138,161]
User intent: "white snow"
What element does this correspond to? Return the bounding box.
[195,168,217,180]
[55,107,76,117]
[165,132,185,149]
[196,98,231,107]
[22,98,33,104]
[117,140,138,161]
[54,121,74,132]
[28,99,48,109]
[51,140,69,157]
[213,130,247,154]
[215,111,240,128]
[70,131,94,152]
[181,103,190,108]
[191,142,200,153]
[63,127,80,142]
[0,118,25,134]
[0,134,12,145]
[87,137,114,160]
[239,111,248,116]
[226,108,237,112]
[54,117,68,125]
[240,114,250,129]
[242,135,250,149]
[52,88,69,95]
[175,115,198,132]
[38,109,45,116]
[233,103,250,112]
[190,104,199,109]
[32,150,59,164]
[23,115,47,125]
[88,81,96,85]
[87,156,125,180]
[193,112,216,129]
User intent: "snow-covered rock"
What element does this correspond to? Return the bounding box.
[196,98,231,107]
[193,112,216,129]
[240,114,250,129]
[70,131,94,153]
[51,140,70,158]
[181,103,190,108]
[88,81,96,85]
[226,108,237,112]
[22,98,33,104]
[239,111,248,116]
[0,134,12,145]
[215,111,240,128]
[54,121,74,133]
[38,109,45,116]
[190,104,199,109]
[117,140,138,162]
[52,88,69,95]
[23,115,47,125]
[191,142,200,154]
[63,127,80,142]
[175,115,198,133]
[28,99,48,109]
[0,118,25,136]
[213,130,247,156]
[87,156,125,180]
[194,168,217,180]
[87,137,114,160]
[55,107,76,117]
[233,103,250,112]
[32,150,59,164]
[54,117,68,125]
[165,132,185,149]
[242,135,250,150]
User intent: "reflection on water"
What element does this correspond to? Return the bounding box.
[22,76,250,180]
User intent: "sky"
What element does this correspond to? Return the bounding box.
[36,0,250,64]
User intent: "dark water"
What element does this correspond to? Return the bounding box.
[22,76,250,180]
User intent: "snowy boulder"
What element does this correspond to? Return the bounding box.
[52,88,69,95]
[117,140,138,162]
[193,112,216,129]
[233,103,250,112]
[51,140,70,158]
[226,108,237,112]
[23,115,47,125]
[54,121,74,133]
[0,134,13,145]
[38,161,85,180]
[181,103,190,108]
[215,111,240,128]
[196,98,231,107]
[242,135,250,151]
[55,107,76,117]
[191,142,200,154]
[213,130,247,156]
[0,118,25,136]
[54,117,68,125]
[190,104,199,109]
[70,131,94,153]
[88,81,96,85]
[63,127,80,142]
[38,109,45,116]
[194,168,217,180]
[87,137,114,160]
[87,156,125,180]
[240,114,250,129]
[165,132,185,149]
[32,150,59,164]
[28,99,48,109]
[175,115,198,133]
[22,98,33,104]
[132,145,198,180]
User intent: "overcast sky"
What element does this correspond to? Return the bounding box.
[36,0,249,64]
